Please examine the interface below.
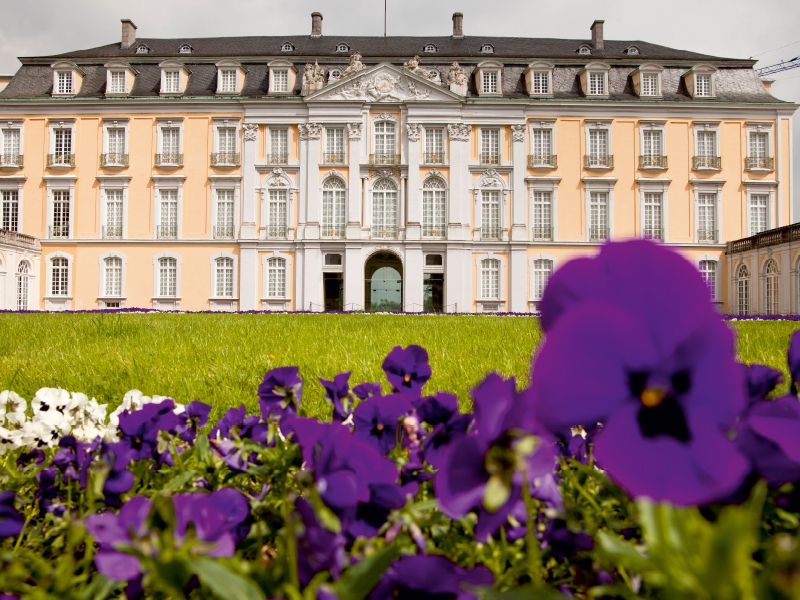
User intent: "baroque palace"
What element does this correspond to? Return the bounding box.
[0,13,796,313]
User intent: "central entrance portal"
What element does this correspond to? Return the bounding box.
[365,251,403,311]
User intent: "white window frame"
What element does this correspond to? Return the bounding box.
[638,179,669,241]
[152,176,184,240]
[336,43,349,53]
[261,251,293,311]
[152,252,182,308]
[14,258,35,311]
[323,126,346,163]
[211,178,240,239]
[632,64,663,98]
[746,182,776,237]
[159,60,188,96]
[44,251,73,311]
[578,45,593,55]
[693,122,720,169]
[282,42,295,52]
[51,62,82,97]
[212,118,241,154]
[420,173,448,239]
[697,255,721,304]
[580,63,611,97]
[101,118,129,167]
[371,116,398,160]
[47,119,76,168]
[0,176,24,232]
[98,251,127,307]
[104,60,136,96]
[215,60,246,95]
[478,126,503,165]
[268,60,295,95]
[260,170,296,239]
[524,62,554,97]
[527,176,559,242]
[584,120,613,169]
[210,252,239,310]
[481,44,495,54]
[734,262,751,316]
[98,177,129,240]
[471,170,509,240]
[156,118,184,164]
[320,174,347,238]
[583,178,615,242]
[529,120,557,168]
[475,61,503,97]
[44,176,76,239]
[1,120,24,168]
[528,253,557,311]
[745,122,774,170]
[475,252,507,311]
[692,180,724,244]
[684,64,717,99]
[763,257,781,315]
[370,177,400,238]
[638,120,667,169]
[266,126,291,162]
[424,44,437,53]
[422,126,446,163]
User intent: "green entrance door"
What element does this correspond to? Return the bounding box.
[365,252,403,311]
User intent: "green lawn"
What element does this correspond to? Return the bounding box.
[0,313,797,422]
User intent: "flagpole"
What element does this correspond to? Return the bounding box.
[384,0,387,36]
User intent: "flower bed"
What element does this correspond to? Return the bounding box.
[2,240,800,599]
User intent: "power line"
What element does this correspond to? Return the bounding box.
[751,38,800,59]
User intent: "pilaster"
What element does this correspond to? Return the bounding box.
[239,246,258,310]
[406,123,422,240]
[447,123,470,241]
[511,124,528,241]
[404,244,423,310]
[303,243,322,311]
[346,122,363,238]
[240,123,258,239]
[509,245,527,313]
[302,123,322,239]
[344,245,363,309]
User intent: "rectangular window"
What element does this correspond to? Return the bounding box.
[589,192,609,241]
[589,129,608,157]
[530,129,552,163]
[216,190,234,238]
[51,258,69,296]
[695,74,711,97]
[532,191,552,240]
[107,128,126,154]
[57,71,73,94]
[697,193,717,242]
[161,128,180,155]
[425,128,444,159]
[159,190,178,238]
[644,192,663,240]
[268,190,287,237]
[482,71,498,94]
[105,190,123,238]
[641,73,659,96]
[164,71,180,93]
[697,131,716,157]
[322,184,346,237]
[642,130,662,157]
[480,129,500,164]
[589,72,605,95]
[159,258,177,296]
[270,129,288,159]
[371,182,398,237]
[374,122,396,156]
[422,186,446,238]
[220,70,237,93]
[700,261,717,299]
[216,258,234,297]
[532,72,549,94]
[217,127,236,153]
[273,70,289,92]
[54,129,72,156]
[52,190,70,238]
[325,127,345,162]
[533,259,553,300]
[3,129,20,160]
[267,258,286,297]
[105,257,122,297]
[749,132,768,158]
[749,195,769,235]
[2,190,19,231]
[481,259,500,299]
[481,191,500,239]
[109,71,126,94]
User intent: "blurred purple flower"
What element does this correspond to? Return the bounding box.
[118,400,180,461]
[743,363,783,405]
[788,330,800,391]
[86,495,152,581]
[16,449,45,468]
[0,492,24,538]
[53,436,99,488]
[382,345,431,396]
[737,395,800,486]
[532,240,748,506]
[295,497,346,587]
[172,488,251,552]
[413,393,472,468]
[99,441,136,507]
[35,467,62,516]
[342,481,417,539]
[258,366,302,421]
[176,401,212,443]
[539,519,594,560]
[320,372,353,422]
[368,555,493,600]
[353,382,382,400]
[352,394,413,456]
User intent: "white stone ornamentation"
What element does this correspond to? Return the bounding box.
[447,62,468,95]
[406,123,422,142]
[347,122,363,139]
[299,123,322,140]
[402,55,441,83]
[302,61,326,95]
[267,168,289,186]
[479,169,504,188]
[331,71,431,102]
[340,52,366,79]
[369,169,399,180]
[242,123,258,142]
[511,124,526,143]
[377,112,397,121]
[448,123,471,142]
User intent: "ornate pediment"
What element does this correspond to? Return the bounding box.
[305,63,461,103]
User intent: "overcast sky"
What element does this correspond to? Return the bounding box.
[1,0,799,219]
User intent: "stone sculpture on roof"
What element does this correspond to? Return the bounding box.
[340,52,366,79]
[302,61,326,95]
[402,55,440,83]
[447,62,468,95]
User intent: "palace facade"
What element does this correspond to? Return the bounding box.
[0,13,796,312]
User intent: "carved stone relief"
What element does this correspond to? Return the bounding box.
[301,61,325,95]
[511,124,526,143]
[377,112,397,121]
[402,55,441,84]
[369,168,399,180]
[447,123,471,142]
[478,169,504,187]
[406,123,422,142]
[347,122,363,139]
[266,168,290,187]
[298,123,322,141]
[446,62,468,96]
[242,123,258,142]
[329,71,432,102]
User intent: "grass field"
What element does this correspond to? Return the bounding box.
[1,313,798,422]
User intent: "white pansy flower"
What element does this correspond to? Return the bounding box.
[31,388,71,416]
[0,391,27,428]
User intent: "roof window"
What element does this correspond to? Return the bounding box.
[179,44,193,54]
[282,42,295,52]
[336,43,349,53]
[578,45,592,55]
[424,44,437,53]
[135,44,149,54]
[481,44,494,54]
[626,45,640,55]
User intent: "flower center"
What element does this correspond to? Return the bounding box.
[629,371,693,443]
[375,423,384,431]
[640,387,667,408]
[403,375,411,383]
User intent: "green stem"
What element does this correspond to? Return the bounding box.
[521,477,543,584]
[283,498,300,591]
[13,509,34,552]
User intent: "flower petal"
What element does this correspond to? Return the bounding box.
[435,435,488,519]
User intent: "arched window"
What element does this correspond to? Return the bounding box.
[736,264,750,316]
[135,44,149,54]
[104,257,122,297]
[51,257,69,296]
[336,43,349,53]
[481,189,501,240]
[282,42,294,52]
[533,259,554,300]
[422,177,446,238]
[372,179,398,239]
[578,45,592,55]
[481,44,494,54]
[158,257,177,297]
[424,44,437,53]
[215,257,234,298]
[179,44,193,54]
[16,261,29,310]
[699,260,717,301]
[267,257,286,297]
[328,69,342,83]
[480,259,500,299]
[322,177,346,238]
[765,259,779,315]
[626,45,640,55]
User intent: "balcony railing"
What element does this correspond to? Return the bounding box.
[639,155,668,169]
[0,154,23,167]
[154,153,183,167]
[102,225,122,239]
[370,153,400,166]
[423,152,446,165]
[745,156,775,171]
[589,227,610,241]
[479,153,501,166]
[727,222,800,254]
[527,154,557,168]
[643,228,663,241]
[322,152,346,164]
[100,153,129,167]
[46,153,75,168]
[266,153,288,165]
[584,154,614,169]
[264,225,288,239]
[422,226,445,239]
[371,225,399,239]
[210,153,240,167]
[697,229,719,243]
[49,225,69,238]
[531,226,553,241]
[481,226,502,241]
[322,225,345,238]
[157,225,177,239]
[0,229,40,249]
[693,156,721,170]
[213,225,235,239]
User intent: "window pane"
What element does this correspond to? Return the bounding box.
[326,128,344,154]
[105,257,122,296]
[696,74,711,96]
[641,74,658,96]
[220,70,236,92]
[425,129,444,154]
[268,258,286,297]
[271,129,288,155]
[589,72,605,95]
[107,128,126,154]
[532,72,549,94]
[642,130,662,156]
[218,128,236,153]
[3,129,20,156]
[51,257,69,296]
[2,190,19,231]
[483,71,498,93]
[749,195,768,234]
[216,257,234,297]
[54,129,72,154]
[700,260,716,299]
[159,258,177,296]
[481,259,500,299]
[533,259,553,299]
[749,132,768,158]
[697,131,716,156]
[531,129,551,156]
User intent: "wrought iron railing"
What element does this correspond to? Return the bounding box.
[693,156,721,170]
[157,225,177,239]
[584,154,614,168]
[531,226,553,241]
[154,153,183,167]
[371,225,399,239]
[697,229,719,243]
[422,226,445,238]
[369,154,400,166]
[0,154,23,167]
[527,154,557,168]
[639,155,668,169]
[643,228,663,241]
[423,152,446,165]
[266,153,289,164]
[589,227,610,241]
[322,152,346,164]
[264,225,288,239]
[210,153,240,167]
[100,153,129,167]
[102,225,122,239]
[213,225,235,239]
[47,153,75,168]
[0,229,39,249]
[727,222,800,254]
[745,156,774,171]
[479,153,501,166]
[49,225,69,238]
[481,226,501,240]
[322,225,345,238]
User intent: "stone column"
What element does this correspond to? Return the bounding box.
[346,122,363,239]
[240,123,259,240]
[510,124,528,241]
[344,245,363,310]
[405,123,422,240]
[405,244,423,311]
[303,243,322,311]
[509,245,527,313]
[302,123,322,239]
[240,244,258,311]
[447,123,471,241]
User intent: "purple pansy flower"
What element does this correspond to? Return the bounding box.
[743,363,784,405]
[352,394,414,456]
[532,240,749,506]
[53,436,99,488]
[258,366,302,421]
[382,345,432,396]
[353,382,382,400]
[539,518,594,560]
[295,497,346,587]
[99,440,136,507]
[176,401,212,443]
[172,488,251,552]
[209,405,270,470]
[320,372,353,422]
[342,481,418,540]
[16,449,45,468]
[86,495,152,582]
[788,329,800,391]
[737,395,800,486]
[413,393,472,468]
[368,555,493,600]
[118,400,180,461]
[0,492,24,538]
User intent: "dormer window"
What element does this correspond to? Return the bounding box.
[164,71,180,93]
[215,60,247,95]
[589,72,605,95]
[578,45,592,55]
[135,44,149,54]
[683,64,717,99]
[104,60,137,96]
[336,43,349,53]
[267,59,297,95]
[179,44,193,54]
[50,61,83,97]
[481,44,494,54]
[281,42,294,52]
[159,60,190,96]
[632,63,664,98]
[109,71,125,93]
[57,71,73,95]
[696,75,711,96]
[475,61,503,97]
[579,62,611,97]
[626,45,640,55]
[524,61,554,97]
[424,44,437,53]
[328,69,342,83]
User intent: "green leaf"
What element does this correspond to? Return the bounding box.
[190,557,264,600]
[479,584,569,599]
[330,545,399,600]
[163,469,197,493]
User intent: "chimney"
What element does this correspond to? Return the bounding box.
[452,12,464,38]
[311,12,323,37]
[590,19,604,50]
[761,78,774,93]
[121,19,137,48]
